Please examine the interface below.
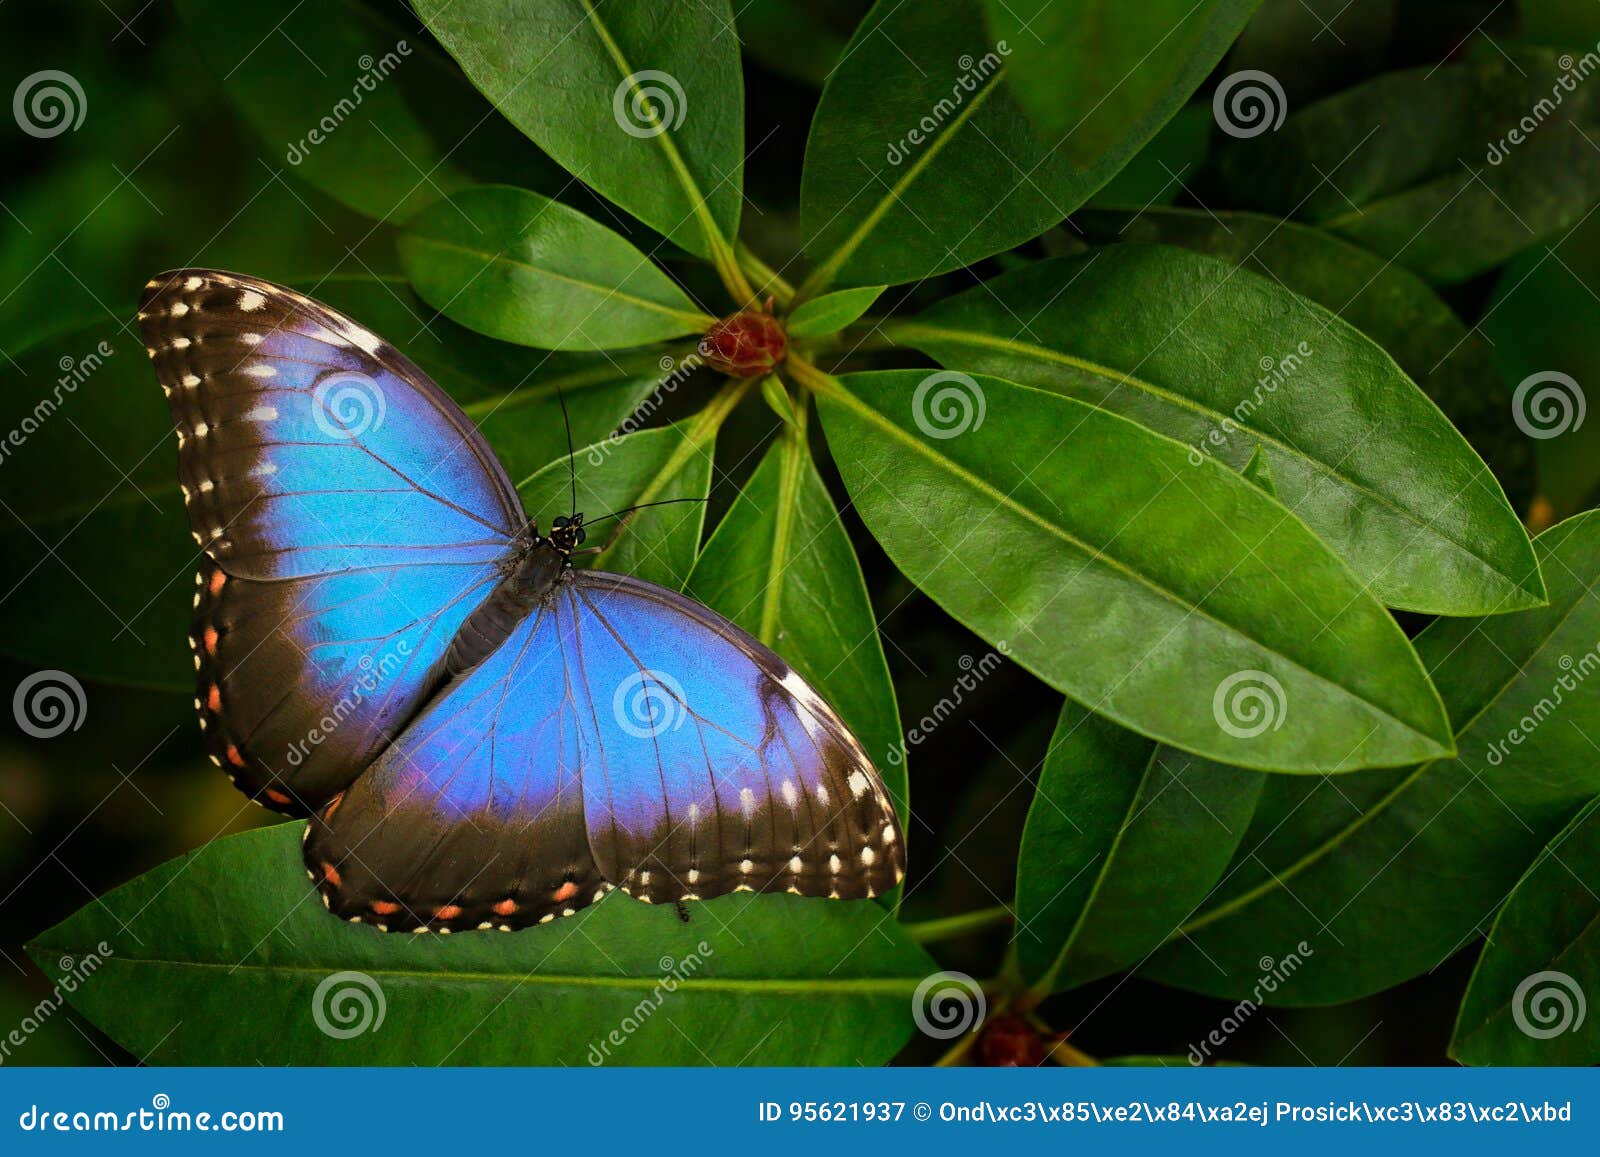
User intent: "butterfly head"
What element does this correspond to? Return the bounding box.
[549,514,586,555]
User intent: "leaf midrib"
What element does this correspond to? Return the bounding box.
[407,234,708,329]
[40,951,923,996]
[891,321,1529,600]
[1176,570,1596,939]
[819,374,1449,751]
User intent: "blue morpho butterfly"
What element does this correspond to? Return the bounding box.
[138,270,903,933]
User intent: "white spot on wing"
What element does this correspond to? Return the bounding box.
[238,290,266,312]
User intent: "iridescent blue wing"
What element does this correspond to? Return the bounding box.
[139,270,520,813]
[304,571,904,932]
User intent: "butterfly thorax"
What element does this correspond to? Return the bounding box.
[440,535,571,677]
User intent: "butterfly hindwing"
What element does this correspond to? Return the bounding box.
[142,271,520,812]
[303,569,904,931]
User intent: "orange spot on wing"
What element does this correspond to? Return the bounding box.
[370,900,400,916]
[433,904,463,921]
[320,862,342,887]
[206,684,221,712]
[264,788,291,805]
[552,881,579,903]
[323,793,343,820]
[208,569,226,595]
[203,627,218,655]
[225,744,246,768]
[493,898,518,917]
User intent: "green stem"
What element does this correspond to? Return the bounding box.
[757,393,808,647]
[904,904,1014,945]
[462,346,694,419]
[579,0,755,307]
[736,242,795,308]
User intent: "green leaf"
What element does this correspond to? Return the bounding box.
[414,0,743,261]
[0,278,663,690]
[176,0,561,221]
[1073,207,1535,511]
[798,0,1235,291]
[1212,48,1600,284]
[1225,0,1396,106]
[516,383,749,590]
[399,185,710,351]
[1085,104,1213,210]
[1451,793,1600,1065]
[893,246,1543,616]
[1241,446,1275,494]
[785,286,885,339]
[686,419,906,824]
[1014,702,1264,993]
[987,0,1258,162]
[1145,512,1600,1005]
[26,824,936,1065]
[811,369,1454,772]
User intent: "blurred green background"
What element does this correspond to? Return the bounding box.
[1,0,1595,1066]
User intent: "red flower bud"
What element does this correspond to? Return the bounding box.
[978,1014,1046,1067]
[699,309,786,377]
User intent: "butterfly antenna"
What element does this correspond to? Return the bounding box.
[556,384,577,519]
[584,497,711,527]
